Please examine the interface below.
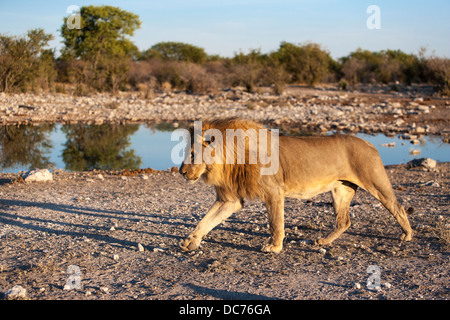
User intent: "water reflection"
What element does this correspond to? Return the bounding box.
[0,124,55,171]
[61,124,141,171]
[0,123,448,173]
[0,124,142,172]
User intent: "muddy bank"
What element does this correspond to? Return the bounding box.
[0,163,448,300]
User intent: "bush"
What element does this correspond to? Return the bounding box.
[271,42,333,86]
[0,29,55,93]
[182,63,218,94]
[425,56,450,95]
[142,42,208,64]
[340,49,423,85]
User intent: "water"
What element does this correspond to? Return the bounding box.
[1,123,449,173]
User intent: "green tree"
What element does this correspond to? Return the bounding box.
[228,49,267,92]
[272,42,333,86]
[0,29,54,92]
[142,42,208,64]
[60,5,141,92]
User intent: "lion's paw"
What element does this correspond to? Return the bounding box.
[180,235,201,252]
[315,238,331,246]
[400,232,413,242]
[261,243,283,254]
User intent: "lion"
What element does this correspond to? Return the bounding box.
[179,118,413,253]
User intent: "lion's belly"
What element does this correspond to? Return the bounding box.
[284,180,342,199]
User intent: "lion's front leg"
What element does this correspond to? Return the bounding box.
[262,194,285,253]
[180,200,242,251]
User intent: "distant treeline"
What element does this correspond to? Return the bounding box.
[0,5,449,96]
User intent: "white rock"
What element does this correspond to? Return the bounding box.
[426,181,440,187]
[353,283,361,290]
[137,243,145,252]
[407,158,436,169]
[5,285,27,299]
[21,169,53,182]
[318,248,327,255]
[100,287,109,293]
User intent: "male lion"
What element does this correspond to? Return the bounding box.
[179,118,412,253]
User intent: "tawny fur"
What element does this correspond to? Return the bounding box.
[179,118,413,253]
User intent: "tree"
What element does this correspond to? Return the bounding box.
[61,5,141,61]
[60,5,141,92]
[142,42,208,64]
[0,29,54,92]
[272,42,333,86]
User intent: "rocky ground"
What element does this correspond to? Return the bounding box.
[0,162,448,300]
[0,85,449,301]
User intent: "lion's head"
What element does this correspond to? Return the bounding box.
[179,118,268,200]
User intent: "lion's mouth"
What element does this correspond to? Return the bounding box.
[187,176,199,184]
[182,174,200,183]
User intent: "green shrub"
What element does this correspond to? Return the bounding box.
[0,29,54,93]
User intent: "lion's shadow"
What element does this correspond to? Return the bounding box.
[183,283,280,300]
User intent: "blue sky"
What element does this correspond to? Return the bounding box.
[0,0,448,59]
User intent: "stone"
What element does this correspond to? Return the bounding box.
[380,142,396,148]
[353,283,361,290]
[5,285,27,300]
[414,126,426,133]
[21,169,53,182]
[425,181,440,187]
[407,158,437,169]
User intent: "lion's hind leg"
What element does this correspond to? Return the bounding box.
[365,184,413,242]
[356,163,413,242]
[316,181,357,246]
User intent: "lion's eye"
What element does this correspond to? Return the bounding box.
[204,136,215,145]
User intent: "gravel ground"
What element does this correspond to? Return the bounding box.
[0,163,448,300]
[0,86,448,301]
